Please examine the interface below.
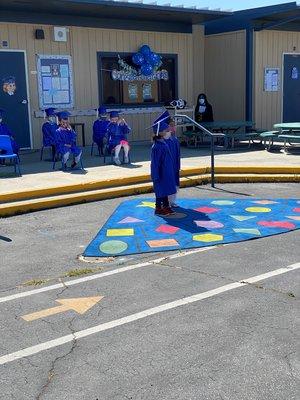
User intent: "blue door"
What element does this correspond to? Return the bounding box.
[283,54,300,122]
[0,51,31,148]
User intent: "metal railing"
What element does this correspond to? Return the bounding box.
[173,114,225,188]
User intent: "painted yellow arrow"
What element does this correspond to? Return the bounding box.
[21,296,104,322]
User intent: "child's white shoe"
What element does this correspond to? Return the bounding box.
[171,202,179,208]
[114,157,121,165]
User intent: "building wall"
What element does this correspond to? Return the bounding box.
[254,29,300,130]
[0,22,204,148]
[205,30,246,121]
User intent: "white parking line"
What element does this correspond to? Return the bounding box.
[0,262,298,366]
[0,247,215,304]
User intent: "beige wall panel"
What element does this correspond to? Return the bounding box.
[205,30,246,121]
[254,30,300,130]
[0,22,204,147]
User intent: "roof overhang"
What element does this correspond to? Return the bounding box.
[0,0,231,33]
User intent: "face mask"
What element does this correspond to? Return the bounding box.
[0,118,2,123]
[199,98,205,105]
[49,116,56,123]
[164,131,172,139]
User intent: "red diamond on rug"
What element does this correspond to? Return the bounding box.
[258,221,296,229]
[194,207,220,214]
[156,225,180,234]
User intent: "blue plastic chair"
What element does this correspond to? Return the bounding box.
[0,135,21,176]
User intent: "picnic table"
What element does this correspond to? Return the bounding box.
[274,122,300,153]
[201,120,260,149]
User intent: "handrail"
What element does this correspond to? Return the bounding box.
[173,114,225,188]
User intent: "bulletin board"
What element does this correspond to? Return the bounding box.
[37,55,74,109]
[264,67,280,92]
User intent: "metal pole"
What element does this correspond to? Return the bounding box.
[211,135,215,188]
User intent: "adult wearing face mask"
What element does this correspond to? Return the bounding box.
[195,93,214,123]
[42,108,58,161]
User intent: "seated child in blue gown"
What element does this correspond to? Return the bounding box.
[107,111,131,165]
[42,107,58,160]
[0,108,20,155]
[55,111,82,168]
[151,116,177,216]
[93,106,110,156]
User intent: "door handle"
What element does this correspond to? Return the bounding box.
[21,99,28,104]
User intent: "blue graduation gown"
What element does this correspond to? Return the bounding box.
[42,121,58,147]
[151,139,177,198]
[93,119,110,144]
[55,127,81,157]
[0,123,20,154]
[107,122,131,150]
[165,136,181,186]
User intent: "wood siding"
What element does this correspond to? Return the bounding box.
[0,22,204,148]
[254,30,300,130]
[205,30,246,121]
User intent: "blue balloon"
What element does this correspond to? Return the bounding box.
[141,63,153,76]
[132,52,144,66]
[140,45,151,56]
[147,52,161,66]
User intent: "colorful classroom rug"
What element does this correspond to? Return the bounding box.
[84,198,300,257]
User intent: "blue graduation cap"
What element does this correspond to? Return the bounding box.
[56,111,71,120]
[110,110,120,118]
[2,76,15,84]
[152,110,170,135]
[98,106,107,115]
[44,107,56,117]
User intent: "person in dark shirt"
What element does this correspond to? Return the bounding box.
[195,93,214,123]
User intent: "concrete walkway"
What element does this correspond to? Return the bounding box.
[0,143,299,196]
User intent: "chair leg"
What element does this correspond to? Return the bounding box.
[40,146,44,161]
[91,142,94,156]
[16,157,21,176]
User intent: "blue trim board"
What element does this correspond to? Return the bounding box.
[205,2,299,35]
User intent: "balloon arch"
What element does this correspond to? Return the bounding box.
[111,45,169,82]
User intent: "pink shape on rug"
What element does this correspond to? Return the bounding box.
[195,220,224,229]
[258,221,296,229]
[194,207,220,214]
[156,225,180,234]
[293,208,300,213]
[118,217,144,224]
[253,200,277,205]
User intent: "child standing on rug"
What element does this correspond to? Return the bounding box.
[107,111,131,165]
[55,111,82,169]
[92,106,110,156]
[42,107,58,160]
[151,119,177,216]
[165,118,181,207]
[0,108,20,155]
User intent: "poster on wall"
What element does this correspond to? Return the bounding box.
[264,67,280,92]
[37,55,74,109]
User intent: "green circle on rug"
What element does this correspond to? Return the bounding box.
[164,212,187,219]
[99,240,128,255]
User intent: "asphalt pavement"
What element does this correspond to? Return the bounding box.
[0,183,299,400]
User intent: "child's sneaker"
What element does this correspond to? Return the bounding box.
[71,161,77,168]
[114,157,121,165]
[155,207,169,216]
[124,156,129,164]
[164,207,176,215]
[170,202,179,208]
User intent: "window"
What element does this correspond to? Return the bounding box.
[97,52,177,107]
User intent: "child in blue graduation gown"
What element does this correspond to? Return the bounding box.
[107,111,131,165]
[165,118,181,207]
[42,107,58,160]
[151,119,177,216]
[93,106,110,156]
[0,108,20,154]
[55,111,82,168]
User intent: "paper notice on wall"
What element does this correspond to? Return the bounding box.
[52,77,61,90]
[42,76,52,90]
[53,91,69,104]
[264,68,279,92]
[60,77,69,90]
[43,91,52,104]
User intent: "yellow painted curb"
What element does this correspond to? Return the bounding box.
[1,173,299,217]
[1,166,299,203]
